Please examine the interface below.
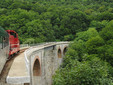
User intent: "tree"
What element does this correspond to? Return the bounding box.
[100,20,113,41]
[53,56,113,85]
[90,20,108,31]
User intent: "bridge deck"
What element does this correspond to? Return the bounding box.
[6,51,30,84]
[3,42,69,84]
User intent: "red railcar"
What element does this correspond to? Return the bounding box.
[6,30,20,57]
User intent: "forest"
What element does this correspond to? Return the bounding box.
[1,0,113,44]
[1,0,113,84]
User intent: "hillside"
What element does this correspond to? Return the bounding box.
[0,0,113,43]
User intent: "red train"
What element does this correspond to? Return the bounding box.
[6,30,20,57]
[0,27,20,73]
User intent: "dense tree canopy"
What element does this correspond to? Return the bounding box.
[53,22,113,85]
[1,0,113,43]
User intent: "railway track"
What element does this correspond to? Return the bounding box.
[0,48,28,85]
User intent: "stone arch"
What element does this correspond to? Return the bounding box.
[58,48,62,58]
[63,47,67,56]
[33,56,41,76]
[32,56,41,85]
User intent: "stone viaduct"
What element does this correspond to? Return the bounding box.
[5,42,69,85]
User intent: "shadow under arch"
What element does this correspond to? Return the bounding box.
[32,57,41,85]
[63,47,67,56]
[33,58,41,76]
[58,48,62,58]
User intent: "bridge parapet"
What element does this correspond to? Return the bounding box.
[6,42,69,85]
[24,42,69,70]
[24,41,70,85]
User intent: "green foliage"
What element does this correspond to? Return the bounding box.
[0,0,91,43]
[64,34,74,41]
[0,0,113,43]
[53,57,113,85]
[90,20,109,31]
[86,36,105,54]
[75,28,99,41]
[96,12,113,21]
[100,20,113,41]
[53,21,113,84]
[23,38,35,44]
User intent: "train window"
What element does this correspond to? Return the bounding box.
[10,32,17,38]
